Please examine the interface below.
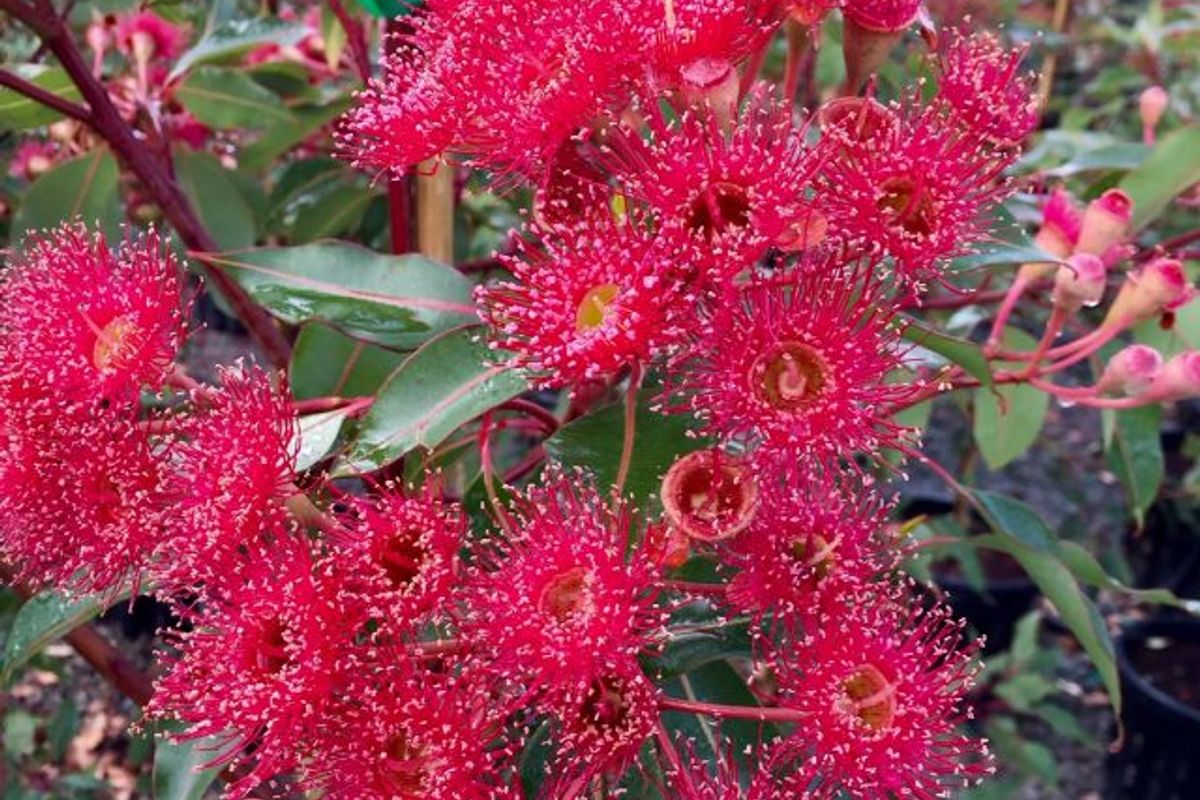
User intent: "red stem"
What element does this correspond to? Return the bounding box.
[0,67,91,122]
[659,696,807,724]
[327,0,372,83]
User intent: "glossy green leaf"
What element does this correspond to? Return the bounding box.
[240,97,352,171]
[973,331,1049,469]
[901,319,993,387]
[197,241,477,348]
[355,0,419,17]
[544,398,708,508]
[1056,540,1188,608]
[169,18,308,79]
[952,243,1063,272]
[291,183,375,243]
[289,322,407,400]
[10,149,122,243]
[341,328,528,471]
[973,490,1058,551]
[1104,404,1163,526]
[1044,142,1150,177]
[0,65,82,130]
[176,150,257,250]
[1120,126,1200,230]
[2,587,129,686]
[175,66,294,130]
[152,724,225,800]
[294,409,348,471]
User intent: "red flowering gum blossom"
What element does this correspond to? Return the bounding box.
[462,472,666,689]
[0,397,165,597]
[0,223,185,406]
[663,258,916,466]
[149,539,359,800]
[115,10,187,61]
[660,448,760,542]
[540,665,660,797]
[1096,345,1164,396]
[773,586,993,799]
[1105,258,1195,327]
[476,215,693,387]
[155,364,299,598]
[603,86,822,271]
[937,32,1039,147]
[332,482,464,632]
[725,470,892,620]
[641,0,779,109]
[815,102,1017,284]
[301,659,522,800]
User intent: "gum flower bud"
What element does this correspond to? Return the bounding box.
[1074,189,1133,257]
[1105,258,1194,326]
[660,449,760,542]
[1052,253,1107,312]
[1139,85,1168,141]
[1142,352,1200,403]
[841,0,921,92]
[1095,345,1164,396]
[679,58,740,125]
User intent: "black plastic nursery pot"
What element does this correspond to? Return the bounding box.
[1105,618,1200,800]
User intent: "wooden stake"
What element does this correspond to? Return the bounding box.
[415,160,454,264]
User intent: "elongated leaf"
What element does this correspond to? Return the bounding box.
[169,18,308,79]
[0,65,82,130]
[1056,541,1189,609]
[291,183,375,243]
[1044,143,1150,177]
[10,149,122,242]
[901,319,993,387]
[153,724,225,800]
[1120,126,1200,230]
[355,0,419,17]
[1104,404,1163,526]
[289,322,407,400]
[973,491,1058,551]
[953,243,1063,272]
[175,66,294,129]
[341,328,528,471]
[176,150,257,250]
[3,587,129,685]
[544,399,707,507]
[240,97,352,171]
[196,241,477,348]
[295,409,348,471]
[973,330,1049,469]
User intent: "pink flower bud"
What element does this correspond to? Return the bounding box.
[844,0,922,33]
[1095,345,1163,396]
[1039,186,1083,258]
[1142,352,1200,402]
[1105,258,1195,326]
[679,58,739,127]
[1074,189,1133,257]
[841,1,918,93]
[1052,253,1107,312]
[1139,85,1168,141]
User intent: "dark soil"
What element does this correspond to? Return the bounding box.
[1127,635,1200,714]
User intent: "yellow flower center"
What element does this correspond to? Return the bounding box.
[91,315,140,374]
[840,663,897,731]
[575,283,620,332]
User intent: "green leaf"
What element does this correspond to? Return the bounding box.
[289,322,407,400]
[0,65,82,130]
[1104,404,1163,526]
[295,409,348,471]
[169,18,308,79]
[152,725,225,800]
[341,328,528,471]
[11,149,122,242]
[175,66,294,130]
[4,710,37,757]
[240,97,352,172]
[2,587,129,686]
[1045,142,1151,176]
[175,150,257,250]
[544,399,708,508]
[648,618,752,681]
[901,318,993,387]
[993,673,1057,713]
[1120,126,1200,231]
[196,241,477,348]
[973,490,1058,551]
[973,330,1049,469]
[291,183,376,243]
[1056,540,1188,608]
[355,0,420,17]
[952,243,1064,272]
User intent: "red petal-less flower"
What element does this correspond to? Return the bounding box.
[0,223,185,406]
[476,214,693,387]
[663,258,915,466]
[331,482,464,634]
[540,665,661,797]
[724,470,893,622]
[602,87,822,274]
[462,472,666,691]
[771,585,993,799]
[814,99,1018,286]
[155,364,299,599]
[149,539,358,800]
[301,656,521,800]
[937,32,1039,147]
[0,392,166,597]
